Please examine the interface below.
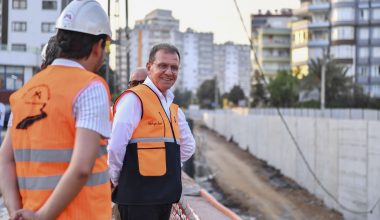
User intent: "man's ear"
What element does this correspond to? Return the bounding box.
[146,62,152,72]
[91,39,104,57]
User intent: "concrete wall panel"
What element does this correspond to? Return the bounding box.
[368,121,380,220]
[202,111,380,220]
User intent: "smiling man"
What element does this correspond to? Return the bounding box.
[108,43,196,220]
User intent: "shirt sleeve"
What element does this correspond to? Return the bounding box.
[107,93,142,186]
[178,108,196,162]
[73,80,111,138]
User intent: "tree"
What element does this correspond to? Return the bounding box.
[250,70,268,107]
[173,89,192,108]
[300,58,354,107]
[197,79,218,109]
[267,70,299,107]
[228,85,246,106]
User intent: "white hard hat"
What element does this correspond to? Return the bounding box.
[56,0,112,38]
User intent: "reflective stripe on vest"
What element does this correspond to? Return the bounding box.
[14,146,107,162]
[18,170,109,190]
[129,137,179,144]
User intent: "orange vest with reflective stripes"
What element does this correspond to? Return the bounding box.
[112,84,182,205]
[9,65,112,219]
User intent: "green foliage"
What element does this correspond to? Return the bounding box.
[173,89,192,108]
[228,85,246,106]
[196,79,218,109]
[301,59,353,106]
[250,71,268,107]
[267,70,299,107]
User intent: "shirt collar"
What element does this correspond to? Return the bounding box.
[144,77,174,102]
[51,58,85,69]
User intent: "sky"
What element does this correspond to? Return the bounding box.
[99,0,300,45]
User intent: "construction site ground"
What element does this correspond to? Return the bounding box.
[194,122,343,220]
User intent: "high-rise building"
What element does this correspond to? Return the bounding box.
[292,0,380,97]
[180,28,213,92]
[214,42,251,96]
[116,9,182,89]
[0,0,69,103]
[251,9,293,80]
[291,0,330,78]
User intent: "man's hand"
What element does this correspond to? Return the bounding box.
[10,209,41,220]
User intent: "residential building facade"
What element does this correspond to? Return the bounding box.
[214,42,251,96]
[0,0,70,103]
[251,9,293,80]
[292,0,380,97]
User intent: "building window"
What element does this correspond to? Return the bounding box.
[41,22,55,33]
[42,0,57,10]
[373,47,380,58]
[11,44,26,51]
[12,0,27,9]
[373,9,380,20]
[331,45,353,58]
[331,8,355,22]
[359,47,369,58]
[0,66,24,90]
[359,9,369,21]
[12,22,27,32]
[372,65,380,77]
[358,28,369,40]
[332,26,354,40]
[358,66,368,77]
[373,27,380,40]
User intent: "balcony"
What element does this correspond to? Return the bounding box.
[292,20,330,31]
[0,44,41,67]
[294,1,331,16]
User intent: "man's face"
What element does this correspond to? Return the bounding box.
[147,50,179,94]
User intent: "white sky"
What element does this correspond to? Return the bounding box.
[99,0,300,45]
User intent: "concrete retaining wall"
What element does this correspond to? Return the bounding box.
[202,111,380,220]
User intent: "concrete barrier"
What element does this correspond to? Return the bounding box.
[202,110,380,220]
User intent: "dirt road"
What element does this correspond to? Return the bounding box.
[194,123,342,220]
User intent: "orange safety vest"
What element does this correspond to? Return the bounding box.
[112,84,182,205]
[9,65,112,219]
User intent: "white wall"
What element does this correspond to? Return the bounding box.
[202,111,380,220]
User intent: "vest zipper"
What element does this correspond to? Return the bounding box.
[158,112,166,137]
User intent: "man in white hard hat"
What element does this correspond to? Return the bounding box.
[0,1,113,219]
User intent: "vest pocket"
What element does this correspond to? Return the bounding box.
[137,142,166,176]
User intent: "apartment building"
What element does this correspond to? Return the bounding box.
[291,0,330,78]
[118,9,215,92]
[0,0,71,103]
[214,42,251,96]
[292,0,380,97]
[116,9,183,89]
[251,9,293,80]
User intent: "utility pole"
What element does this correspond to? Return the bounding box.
[214,75,219,109]
[125,0,130,83]
[320,59,326,110]
[321,48,329,110]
